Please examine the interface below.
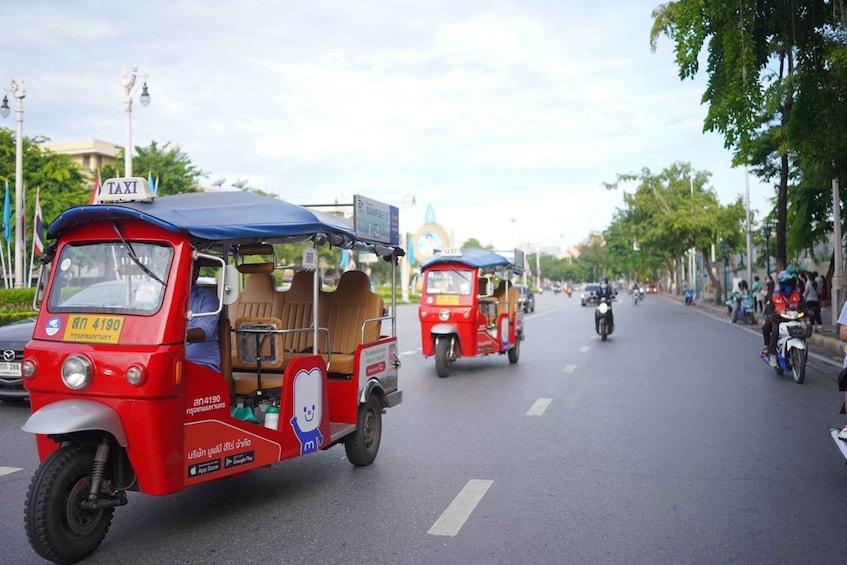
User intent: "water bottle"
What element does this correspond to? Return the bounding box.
[264,404,280,431]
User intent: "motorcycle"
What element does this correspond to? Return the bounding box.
[726,292,756,324]
[595,296,614,341]
[760,309,812,384]
[632,289,640,305]
[684,289,694,305]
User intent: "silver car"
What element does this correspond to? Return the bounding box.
[0,318,35,401]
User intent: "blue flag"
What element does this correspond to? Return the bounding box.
[3,181,10,243]
[148,171,156,195]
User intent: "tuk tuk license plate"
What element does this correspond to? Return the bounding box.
[64,315,125,344]
[0,362,21,377]
[435,295,460,306]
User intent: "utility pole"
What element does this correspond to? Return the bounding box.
[832,177,843,326]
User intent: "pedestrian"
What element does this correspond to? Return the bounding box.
[836,300,847,439]
[804,270,822,332]
[751,275,764,313]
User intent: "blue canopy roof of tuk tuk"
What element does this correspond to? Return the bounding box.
[421,248,513,271]
[47,191,402,257]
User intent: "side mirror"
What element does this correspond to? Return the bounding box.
[221,264,239,305]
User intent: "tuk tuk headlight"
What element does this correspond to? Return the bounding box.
[22,359,37,378]
[62,355,92,390]
[126,365,145,386]
[439,309,450,321]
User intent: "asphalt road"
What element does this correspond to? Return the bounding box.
[2,293,847,564]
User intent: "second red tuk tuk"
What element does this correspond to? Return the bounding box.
[418,248,525,377]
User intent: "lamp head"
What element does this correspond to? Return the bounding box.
[0,95,9,119]
[139,82,151,107]
[763,224,772,239]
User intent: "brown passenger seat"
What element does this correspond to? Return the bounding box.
[493,280,519,321]
[320,270,384,375]
[228,261,286,395]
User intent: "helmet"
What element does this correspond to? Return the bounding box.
[778,270,797,293]
[599,276,609,285]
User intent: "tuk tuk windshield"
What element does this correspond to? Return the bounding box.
[425,269,473,296]
[48,242,174,315]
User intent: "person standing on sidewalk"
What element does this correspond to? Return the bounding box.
[803,270,822,332]
[751,275,764,313]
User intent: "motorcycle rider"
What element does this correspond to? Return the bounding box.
[595,276,616,333]
[762,270,806,367]
[729,279,749,323]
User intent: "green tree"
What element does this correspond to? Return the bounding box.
[0,128,88,229]
[101,141,207,195]
[460,238,492,250]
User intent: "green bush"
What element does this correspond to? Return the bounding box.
[0,288,37,325]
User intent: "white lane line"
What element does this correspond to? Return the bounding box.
[400,350,417,356]
[562,364,576,373]
[428,479,493,536]
[580,346,589,353]
[527,398,552,416]
[0,466,23,477]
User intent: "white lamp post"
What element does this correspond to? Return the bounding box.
[1,80,26,288]
[400,190,416,303]
[121,65,151,178]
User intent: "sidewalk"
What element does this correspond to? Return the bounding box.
[671,292,846,357]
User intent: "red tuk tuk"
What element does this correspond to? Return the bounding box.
[418,248,524,377]
[20,178,404,563]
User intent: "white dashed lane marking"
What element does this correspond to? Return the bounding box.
[562,364,576,373]
[428,479,494,536]
[0,466,23,477]
[400,350,418,356]
[527,398,552,416]
[580,346,589,353]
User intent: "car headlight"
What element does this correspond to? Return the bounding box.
[439,309,450,321]
[62,355,92,390]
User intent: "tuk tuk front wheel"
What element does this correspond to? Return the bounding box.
[508,337,520,364]
[345,395,382,466]
[435,338,452,378]
[25,445,115,564]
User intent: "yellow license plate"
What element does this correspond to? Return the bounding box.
[435,295,460,306]
[64,315,125,344]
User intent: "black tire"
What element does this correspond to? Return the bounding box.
[790,348,806,384]
[344,395,382,466]
[745,312,755,325]
[435,338,451,378]
[25,445,114,564]
[508,337,520,364]
[600,319,608,341]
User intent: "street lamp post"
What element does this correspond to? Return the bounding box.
[122,65,151,178]
[0,80,25,288]
[721,242,730,304]
[763,224,772,282]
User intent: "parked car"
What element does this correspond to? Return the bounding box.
[581,283,601,306]
[515,284,535,313]
[0,318,35,401]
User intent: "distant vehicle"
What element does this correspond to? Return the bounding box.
[515,284,535,313]
[646,283,658,294]
[581,283,601,306]
[0,318,35,401]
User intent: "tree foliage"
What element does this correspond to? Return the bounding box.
[101,140,207,195]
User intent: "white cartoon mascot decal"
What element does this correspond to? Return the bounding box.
[290,368,324,454]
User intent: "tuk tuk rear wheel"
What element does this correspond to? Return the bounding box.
[25,445,114,564]
[344,395,382,466]
[435,338,452,378]
[508,337,520,364]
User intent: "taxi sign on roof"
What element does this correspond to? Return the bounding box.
[95,177,155,204]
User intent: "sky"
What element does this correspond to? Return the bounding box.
[0,0,773,253]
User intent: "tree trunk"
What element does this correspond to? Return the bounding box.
[703,251,723,305]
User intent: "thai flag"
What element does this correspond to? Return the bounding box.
[2,181,9,243]
[33,189,44,255]
[89,170,102,204]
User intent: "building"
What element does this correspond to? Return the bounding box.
[41,139,121,176]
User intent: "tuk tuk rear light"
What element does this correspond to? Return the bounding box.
[22,358,37,378]
[439,309,450,321]
[174,360,184,385]
[125,365,146,386]
[62,355,92,390]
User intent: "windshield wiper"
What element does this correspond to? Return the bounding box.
[112,222,166,286]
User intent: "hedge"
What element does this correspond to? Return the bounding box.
[0,288,37,325]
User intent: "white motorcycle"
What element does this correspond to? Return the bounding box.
[595,296,615,341]
[761,309,811,384]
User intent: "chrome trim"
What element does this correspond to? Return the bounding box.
[430,323,458,335]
